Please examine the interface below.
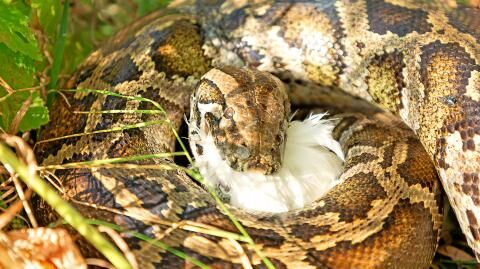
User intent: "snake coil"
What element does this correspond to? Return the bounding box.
[35,1,480,268]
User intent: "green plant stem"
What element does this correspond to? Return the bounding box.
[185,169,275,269]
[89,219,211,269]
[36,120,165,144]
[47,0,69,106]
[41,152,186,169]
[0,142,133,269]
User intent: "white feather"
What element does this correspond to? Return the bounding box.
[191,113,344,213]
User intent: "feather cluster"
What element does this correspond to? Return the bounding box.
[192,113,345,213]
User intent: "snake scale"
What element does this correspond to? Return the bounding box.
[33,0,480,268]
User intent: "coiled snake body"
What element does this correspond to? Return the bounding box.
[34,1,480,268]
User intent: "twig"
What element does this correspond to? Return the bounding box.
[0,76,14,94]
[0,134,133,269]
[12,175,37,227]
[8,94,32,134]
[228,238,253,269]
[98,226,138,269]
[85,258,115,269]
[0,189,32,230]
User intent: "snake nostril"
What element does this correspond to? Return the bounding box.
[235,145,250,160]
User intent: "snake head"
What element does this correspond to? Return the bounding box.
[189,66,290,175]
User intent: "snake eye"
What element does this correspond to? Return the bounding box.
[223,107,235,119]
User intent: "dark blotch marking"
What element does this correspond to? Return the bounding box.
[138,86,185,122]
[36,93,97,162]
[149,20,211,78]
[356,41,366,49]
[92,95,128,141]
[332,115,358,140]
[467,139,476,151]
[56,168,122,210]
[194,0,225,14]
[196,79,226,106]
[222,7,247,31]
[290,223,332,242]
[299,172,387,223]
[462,173,480,206]
[101,55,142,86]
[379,143,395,168]
[179,205,219,220]
[420,41,478,101]
[366,0,432,36]
[303,201,437,268]
[217,66,253,96]
[101,36,136,56]
[447,8,480,43]
[467,209,480,240]
[398,137,439,189]
[245,225,286,248]
[72,63,98,86]
[61,152,93,163]
[107,128,146,158]
[347,152,378,170]
[101,169,171,217]
[366,50,405,113]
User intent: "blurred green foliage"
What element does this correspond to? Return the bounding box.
[0,1,49,132]
[0,0,168,133]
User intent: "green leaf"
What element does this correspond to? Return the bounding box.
[18,93,49,132]
[31,0,62,43]
[133,0,169,16]
[0,90,49,133]
[0,43,36,90]
[0,2,42,61]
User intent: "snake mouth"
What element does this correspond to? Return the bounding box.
[189,111,345,213]
[240,154,282,175]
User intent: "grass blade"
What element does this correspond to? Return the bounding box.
[0,142,133,269]
[47,0,69,106]
[88,219,211,269]
[36,120,166,144]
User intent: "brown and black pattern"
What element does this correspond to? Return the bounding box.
[447,8,480,43]
[366,50,405,113]
[268,1,346,85]
[462,173,480,206]
[148,20,211,78]
[34,0,480,267]
[366,0,432,36]
[467,209,480,241]
[303,201,437,268]
[418,40,480,166]
[35,92,96,163]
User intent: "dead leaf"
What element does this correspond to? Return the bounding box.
[0,228,86,269]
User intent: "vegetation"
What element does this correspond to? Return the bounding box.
[0,1,478,268]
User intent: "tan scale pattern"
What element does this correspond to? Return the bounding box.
[33,0,480,267]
